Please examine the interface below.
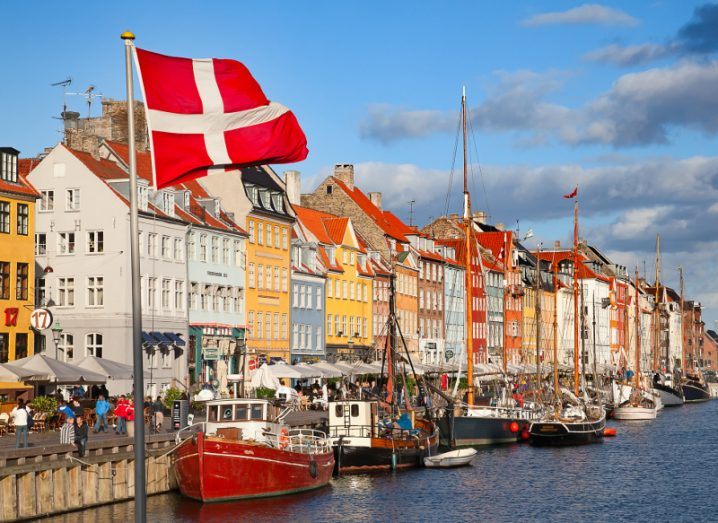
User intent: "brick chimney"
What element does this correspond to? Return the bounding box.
[554,240,561,249]
[495,222,505,231]
[472,211,487,224]
[334,164,354,190]
[284,170,301,206]
[369,192,382,209]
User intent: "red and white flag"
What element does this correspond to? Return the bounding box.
[563,186,578,199]
[134,48,308,188]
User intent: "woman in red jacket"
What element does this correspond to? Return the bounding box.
[115,395,128,435]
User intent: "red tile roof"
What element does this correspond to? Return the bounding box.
[323,217,350,245]
[294,205,336,244]
[534,250,610,282]
[0,159,39,197]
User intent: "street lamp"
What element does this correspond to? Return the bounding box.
[51,320,63,360]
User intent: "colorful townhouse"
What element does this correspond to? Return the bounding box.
[0,148,38,364]
[293,205,373,361]
[435,243,465,367]
[199,166,293,366]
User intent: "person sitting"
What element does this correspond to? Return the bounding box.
[60,416,75,445]
[58,401,76,422]
[74,415,89,457]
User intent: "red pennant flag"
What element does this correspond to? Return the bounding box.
[134,48,308,189]
[563,186,578,199]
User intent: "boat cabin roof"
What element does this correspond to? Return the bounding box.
[206,398,278,424]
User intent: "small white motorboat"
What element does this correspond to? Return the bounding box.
[424,448,477,468]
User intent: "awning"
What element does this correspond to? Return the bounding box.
[164,332,186,346]
[150,331,174,345]
[10,354,107,384]
[142,332,159,346]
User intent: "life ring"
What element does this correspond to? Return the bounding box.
[279,427,290,449]
[309,458,318,478]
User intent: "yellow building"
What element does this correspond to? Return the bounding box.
[523,264,556,365]
[294,206,373,360]
[0,149,38,366]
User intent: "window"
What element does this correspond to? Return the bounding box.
[316,288,322,310]
[199,234,208,261]
[316,327,322,351]
[248,311,255,339]
[0,202,9,233]
[249,263,256,288]
[138,185,149,211]
[14,333,28,360]
[36,277,45,305]
[328,279,333,298]
[334,315,340,336]
[327,314,333,336]
[274,312,279,340]
[292,324,299,348]
[58,333,74,361]
[66,188,80,211]
[257,222,263,245]
[16,204,28,235]
[174,238,184,261]
[257,265,264,289]
[87,231,104,254]
[223,239,231,265]
[282,228,288,250]
[147,277,157,309]
[35,233,47,255]
[85,276,103,307]
[281,268,288,292]
[40,190,54,211]
[58,232,75,254]
[341,315,347,336]
[248,220,255,243]
[266,224,272,247]
[265,313,271,340]
[349,282,355,300]
[211,236,219,263]
[274,267,280,292]
[162,279,171,309]
[187,232,196,260]
[342,280,348,299]
[274,226,280,248]
[15,263,28,300]
[86,333,103,358]
[265,265,271,289]
[234,240,243,267]
[256,312,263,339]
[147,233,157,258]
[162,236,171,258]
[293,284,299,307]
[58,277,74,306]
[282,313,288,340]
[190,283,199,310]
[0,262,9,299]
[0,333,7,362]
[175,281,184,311]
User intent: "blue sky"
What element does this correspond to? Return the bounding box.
[1,1,717,328]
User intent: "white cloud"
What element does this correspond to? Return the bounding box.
[584,43,674,66]
[521,4,639,27]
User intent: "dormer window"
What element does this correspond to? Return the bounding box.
[0,148,18,183]
[246,185,259,206]
[260,190,271,209]
[272,193,283,213]
[183,191,190,209]
[214,199,220,216]
[162,191,175,217]
[138,185,149,211]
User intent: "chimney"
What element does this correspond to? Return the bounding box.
[334,164,354,190]
[495,222,505,231]
[554,240,561,249]
[472,211,487,224]
[449,213,459,219]
[284,170,301,206]
[369,192,382,209]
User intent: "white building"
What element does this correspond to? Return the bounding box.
[29,143,189,395]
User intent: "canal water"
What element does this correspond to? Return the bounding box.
[47,400,718,522]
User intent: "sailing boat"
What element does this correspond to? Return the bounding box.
[528,190,606,445]
[328,268,439,473]
[437,88,540,448]
[679,267,711,403]
[613,269,658,420]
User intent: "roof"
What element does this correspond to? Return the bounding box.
[1,159,40,198]
[475,231,511,261]
[534,250,610,282]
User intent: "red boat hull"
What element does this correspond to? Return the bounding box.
[173,432,335,502]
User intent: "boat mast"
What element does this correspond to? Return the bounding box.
[387,252,398,412]
[679,267,686,372]
[653,234,661,372]
[462,86,474,406]
[503,232,509,373]
[552,263,560,413]
[635,267,641,389]
[535,247,542,397]
[572,199,580,396]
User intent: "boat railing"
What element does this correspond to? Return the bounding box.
[464,404,543,420]
[329,424,426,440]
[265,428,332,454]
[175,422,205,444]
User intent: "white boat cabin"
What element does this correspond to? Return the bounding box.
[329,400,378,438]
[205,398,282,441]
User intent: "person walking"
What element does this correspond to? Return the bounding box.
[93,395,110,433]
[115,395,128,435]
[60,416,75,445]
[74,415,89,457]
[10,399,31,449]
[151,396,165,433]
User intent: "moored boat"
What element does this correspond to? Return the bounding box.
[424,448,477,468]
[173,398,334,502]
[682,376,711,403]
[529,404,606,446]
[438,404,538,447]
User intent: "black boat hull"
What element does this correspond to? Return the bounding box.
[529,416,605,446]
[653,382,684,407]
[438,415,529,447]
[682,380,711,403]
[334,435,439,473]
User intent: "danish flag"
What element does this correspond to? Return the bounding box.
[563,186,578,199]
[134,48,308,189]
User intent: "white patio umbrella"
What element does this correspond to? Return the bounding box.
[309,361,344,378]
[266,362,305,379]
[75,355,137,380]
[0,363,36,381]
[292,363,323,378]
[11,354,107,384]
[334,360,377,376]
[249,364,281,390]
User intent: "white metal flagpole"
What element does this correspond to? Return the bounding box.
[121,30,147,523]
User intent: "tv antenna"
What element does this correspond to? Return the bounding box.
[68,85,104,117]
[408,199,416,226]
[51,77,72,115]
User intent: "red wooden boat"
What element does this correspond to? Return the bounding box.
[173,398,334,502]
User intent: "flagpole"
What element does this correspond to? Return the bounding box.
[121,30,147,523]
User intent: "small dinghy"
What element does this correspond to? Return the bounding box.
[424,448,477,468]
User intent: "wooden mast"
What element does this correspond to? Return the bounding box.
[653,234,661,371]
[462,87,474,406]
[634,268,641,390]
[535,246,542,396]
[552,262,560,414]
[572,199,580,396]
[502,232,509,373]
[679,267,686,372]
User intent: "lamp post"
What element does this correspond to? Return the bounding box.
[51,320,63,360]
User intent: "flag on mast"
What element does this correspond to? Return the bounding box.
[563,186,578,199]
[134,48,308,188]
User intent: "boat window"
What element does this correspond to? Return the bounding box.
[335,405,343,417]
[350,404,359,417]
[208,406,218,422]
[222,406,233,421]
[250,404,263,420]
[235,404,248,421]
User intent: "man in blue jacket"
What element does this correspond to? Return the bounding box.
[58,400,76,421]
[93,395,111,433]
